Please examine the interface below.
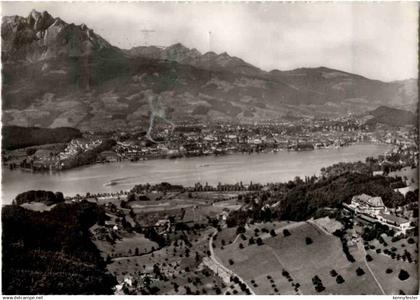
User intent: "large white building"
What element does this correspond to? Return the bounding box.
[377,212,412,234]
[348,194,387,217]
[347,193,412,234]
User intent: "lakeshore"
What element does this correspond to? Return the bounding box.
[2,143,391,204]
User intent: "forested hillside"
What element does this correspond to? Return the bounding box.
[2,126,81,150]
[2,200,117,294]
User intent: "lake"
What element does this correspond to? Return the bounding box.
[1,143,391,204]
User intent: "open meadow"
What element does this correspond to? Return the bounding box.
[364,235,418,294]
[214,221,385,295]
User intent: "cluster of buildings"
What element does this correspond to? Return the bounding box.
[111,116,418,162]
[17,137,104,171]
[59,137,103,160]
[6,114,418,172]
[374,124,418,148]
[112,120,385,161]
[345,194,414,234]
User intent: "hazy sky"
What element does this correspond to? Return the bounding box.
[2,1,418,81]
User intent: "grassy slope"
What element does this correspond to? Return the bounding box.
[214,222,383,295]
[366,235,418,295]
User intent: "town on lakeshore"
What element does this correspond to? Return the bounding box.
[3,117,418,173]
[1,3,418,297]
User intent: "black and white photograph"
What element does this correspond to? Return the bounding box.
[1,1,419,296]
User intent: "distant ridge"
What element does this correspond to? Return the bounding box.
[126,43,263,77]
[365,106,417,127]
[1,10,417,130]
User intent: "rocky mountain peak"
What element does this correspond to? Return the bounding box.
[27,9,55,32]
[202,51,217,58]
[2,10,112,62]
[2,9,417,131]
[162,43,201,63]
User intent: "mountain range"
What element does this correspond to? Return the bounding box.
[2,10,417,131]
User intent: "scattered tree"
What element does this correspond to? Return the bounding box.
[356,267,365,276]
[336,275,345,284]
[236,226,246,234]
[398,269,410,281]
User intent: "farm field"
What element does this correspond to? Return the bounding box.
[363,234,418,294]
[212,221,294,249]
[96,195,127,206]
[128,191,241,212]
[112,233,159,257]
[214,221,384,295]
[19,202,57,212]
[365,248,418,295]
[106,227,227,294]
[92,228,160,258]
[88,188,249,294]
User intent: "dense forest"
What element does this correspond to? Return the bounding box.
[3,126,82,150]
[14,190,65,206]
[227,172,407,226]
[2,200,117,294]
[275,173,405,221]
